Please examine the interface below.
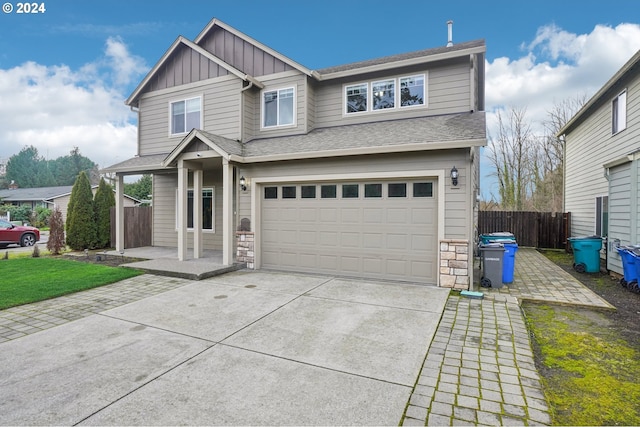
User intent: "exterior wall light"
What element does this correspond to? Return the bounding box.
[451,166,459,186]
[239,176,247,191]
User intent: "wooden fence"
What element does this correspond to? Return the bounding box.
[478,211,571,249]
[110,206,152,249]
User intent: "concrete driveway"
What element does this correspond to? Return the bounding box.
[0,270,449,426]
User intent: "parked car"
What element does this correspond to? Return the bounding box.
[0,219,40,247]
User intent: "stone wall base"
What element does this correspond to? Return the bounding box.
[236,231,255,269]
[440,239,470,290]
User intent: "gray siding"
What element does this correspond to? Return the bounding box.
[153,172,223,249]
[565,73,640,238]
[138,76,242,156]
[607,162,631,274]
[198,26,294,77]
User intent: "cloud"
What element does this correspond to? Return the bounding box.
[0,38,147,168]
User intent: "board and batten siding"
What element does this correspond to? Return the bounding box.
[138,75,242,156]
[152,172,224,249]
[236,149,470,239]
[313,61,471,128]
[565,73,640,238]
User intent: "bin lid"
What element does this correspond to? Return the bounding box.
[488,239,517,244]
[568,235,602,241]
[488,232,514,236]
[479,243,505,249]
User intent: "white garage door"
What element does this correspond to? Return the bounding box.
[260,180,438,283]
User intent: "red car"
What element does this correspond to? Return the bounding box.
[0,219,40,248]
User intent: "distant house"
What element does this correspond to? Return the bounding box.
[104,18,487,288]
[559,48,640,276]
[0,185,139,224]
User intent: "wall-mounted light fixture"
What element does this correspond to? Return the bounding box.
[239,176,247,191]
[450,166,459,186]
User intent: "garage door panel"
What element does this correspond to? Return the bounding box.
[341,232,360,247]
[281,230,297,244]
[387,234,408,250]
[300,208,318,222]
[387,208,408,224]
[340,208,360,223]
[299,230,317,245]
[363,208,384,223]
[320,208,338,222]
[341,256,361,272]
[319,255,338,269]
[411,208,434,224]
[362,233,383,248]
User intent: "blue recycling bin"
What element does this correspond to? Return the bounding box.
[502,241,519,284]
[567,236,603,273]
[616,246,639,286]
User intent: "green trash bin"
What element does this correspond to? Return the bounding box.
[567,236,603,273]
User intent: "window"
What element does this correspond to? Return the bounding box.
[400,75,425,107]
[321,185,337,198]
[175,188,214,231]
[364,183,382,198]
[413,182,433,197]
[264,187,278,199]
[388,183,406,197]
[596,196,608,237]
[612,90,627,134]
[171,97,201,135]
[372,79,395,110]
[346,83,368,113]
[282,186,297,199]
[301,185,316,198]
[263,87,295,128]
[342,184,359,198]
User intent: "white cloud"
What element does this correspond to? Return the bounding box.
[0,38,147,168]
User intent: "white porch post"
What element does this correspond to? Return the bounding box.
[115,174,125,253]
[193,168,203,259]
[177,161,188,261]
[222,159,233,265]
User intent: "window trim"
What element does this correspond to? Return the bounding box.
[261,86,297,130]
[612,89,627,135]
[169,96,202,137]
[595,195,608,237]
[344,73,427,116]
[175,187,215,233]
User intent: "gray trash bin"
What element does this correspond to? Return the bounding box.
[479,243,505,288]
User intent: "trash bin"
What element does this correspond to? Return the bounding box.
[479,243,505,288]
[567,236,603,273]
[480,232,515,245]
[616,246,639,286]
[502,240,519,284]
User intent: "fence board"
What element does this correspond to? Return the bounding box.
[110,206,152,249]
[478,211,570,249]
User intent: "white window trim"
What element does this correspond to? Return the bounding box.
[612,89,627,135]
[175,187,215,233]
[595,195,608,237]
[343,73,427,116]
[260,86,297,130]
[168,96,203,137]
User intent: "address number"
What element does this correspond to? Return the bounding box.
[16,2,46,13]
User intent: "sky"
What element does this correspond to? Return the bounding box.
[0,0,639,199]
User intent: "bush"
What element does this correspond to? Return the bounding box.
[94,178,115,249]
[65,171,97,250]
[47,206,66,255]
[31,206,52,229]
[1,205,32,224]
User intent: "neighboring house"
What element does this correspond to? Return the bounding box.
[559,48,640,276]
[0,185,139,224]
[104,18,487,288]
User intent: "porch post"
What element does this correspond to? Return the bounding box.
[222,159,233,265]
[115,174,125,253]
[193,168,203,259]
[177,160,188,261]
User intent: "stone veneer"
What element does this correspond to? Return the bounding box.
[439,239,470,290]
[236,231,255,269]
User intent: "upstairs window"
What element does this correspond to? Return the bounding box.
[345,74,426,115]
[612,90,627,134]
[372,79,395,110]
[263,87,295,128]
[400,75,425,107]
[171,97,201,135]
[346,83,368,113]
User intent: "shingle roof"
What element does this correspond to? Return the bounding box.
[0,186,74,201]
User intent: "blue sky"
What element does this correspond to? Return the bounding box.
[1,0,639,199]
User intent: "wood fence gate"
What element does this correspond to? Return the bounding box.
[478,211,571,249]
[110,206,152,249]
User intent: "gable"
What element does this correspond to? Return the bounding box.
[197,26,294,77]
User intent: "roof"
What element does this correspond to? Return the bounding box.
[558,48,640,137]
[0,185,140,203]
[103,112,486,172]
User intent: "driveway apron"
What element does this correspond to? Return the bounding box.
[0,270,449,426]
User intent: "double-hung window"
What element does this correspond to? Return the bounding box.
[171,97,201,135]
[612,90,627,134]
[175,188,214,231]
[263,87,295,128]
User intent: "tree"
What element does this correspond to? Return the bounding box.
[47,147,98,186]
[124,174,152,204]
[65,171,97,250]
[6,146,43,188]
[94,178,115,248]
[47,206,65,255]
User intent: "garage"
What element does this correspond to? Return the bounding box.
[260,179,438,283]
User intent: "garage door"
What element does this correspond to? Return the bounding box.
[261,180,437,283]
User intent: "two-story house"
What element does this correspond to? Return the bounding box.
[103,18,486,288]
[559,48,640,276]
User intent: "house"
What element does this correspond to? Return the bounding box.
[559,48,640,276]
[103,18,486,288]
[0,185,139,224]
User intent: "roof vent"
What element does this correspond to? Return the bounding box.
[447,20,454,47]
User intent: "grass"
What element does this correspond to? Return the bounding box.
[524,304,640,426]
[0,257,143,310]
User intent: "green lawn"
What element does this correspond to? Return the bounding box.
[0,257,143,310]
